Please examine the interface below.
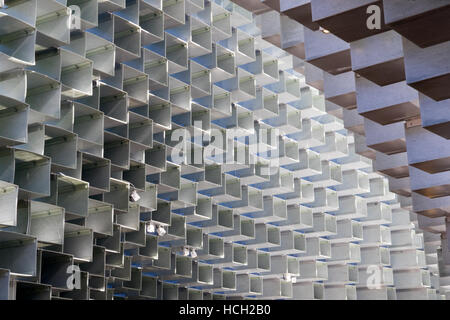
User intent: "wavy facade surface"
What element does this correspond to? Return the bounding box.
[0,0,445,300]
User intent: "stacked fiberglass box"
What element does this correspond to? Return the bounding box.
[0,0,444,300]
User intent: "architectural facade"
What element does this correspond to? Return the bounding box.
[0,0,447,300]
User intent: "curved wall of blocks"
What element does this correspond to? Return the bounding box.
[0,0,443,300]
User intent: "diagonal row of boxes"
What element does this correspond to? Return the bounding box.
[242,0,450,299]
[0,0,440,300]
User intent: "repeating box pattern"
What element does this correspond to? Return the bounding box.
[251,0,450,299]
[0,0,442,300]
